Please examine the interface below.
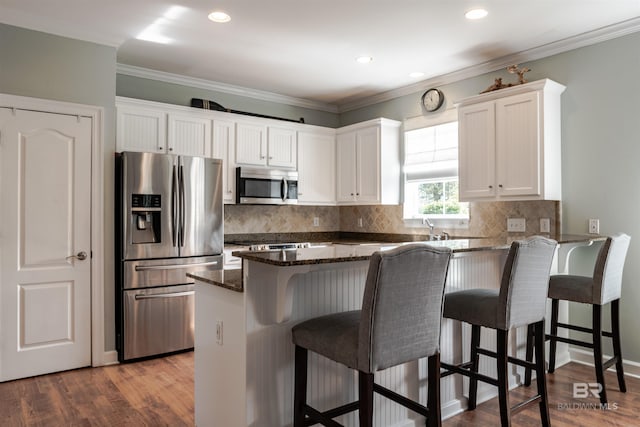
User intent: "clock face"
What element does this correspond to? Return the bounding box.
[422,89,444,112]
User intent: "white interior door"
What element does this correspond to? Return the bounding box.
[0,108,92,381]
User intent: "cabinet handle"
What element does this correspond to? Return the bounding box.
[159,146,164,150]
[269,156,273,160]
[356,193,360,196]
[350,193,354,196]
[498,184,503,188]
[488,185,493,189]
[260,155,265,159]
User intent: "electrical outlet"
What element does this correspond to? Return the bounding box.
[507,218,526,232]
[313,217,319,227]
[589,219,600,234]
[216,320,223,345]
[540,218,550,233]
[358,217,363,228]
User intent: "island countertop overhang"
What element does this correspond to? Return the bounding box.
[230,234,604,267]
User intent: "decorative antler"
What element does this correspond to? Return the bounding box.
[507,64,531,84]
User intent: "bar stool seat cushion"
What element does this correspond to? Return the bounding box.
[293,310,360,370]
[443,288,500,330]
[548,275,594,304]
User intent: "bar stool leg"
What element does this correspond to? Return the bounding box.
[611,299,627,392]
[547,298,559,373]
[359,372,374,427]
[467,325,481,410]
[534,320,550,427]
[293,346,308,427]
[427,353,442,427]
[524,324,535,386]
[496,329,511,427]
[592,304,608,405]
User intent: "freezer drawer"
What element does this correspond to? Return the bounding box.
[123,255,222,289]
[123,284,194,360]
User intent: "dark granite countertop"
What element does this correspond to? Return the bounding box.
[187,269,243,292]
[191,234,605,290]
[232,234,605,267]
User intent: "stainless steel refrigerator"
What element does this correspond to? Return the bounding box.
[115,151,223,361]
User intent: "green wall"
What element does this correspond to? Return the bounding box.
[341,32,640,362]
[116,74,340,128]
[0,23,118,353]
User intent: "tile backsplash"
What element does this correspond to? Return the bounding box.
[224,200,560,237]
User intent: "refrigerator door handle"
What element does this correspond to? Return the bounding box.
[134,260,219,271]
[134,290,194,300]
[179,163,185,247]
[171,164,178,247]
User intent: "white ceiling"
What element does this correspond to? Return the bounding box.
[2,0,640,111]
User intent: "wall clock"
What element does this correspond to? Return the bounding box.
[421,88,444,112]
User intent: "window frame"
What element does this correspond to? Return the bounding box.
[402,108,469,229]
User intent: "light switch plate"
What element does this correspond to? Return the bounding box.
[540,218,550,233]
[589,219,600,234]
[507,218,526,232]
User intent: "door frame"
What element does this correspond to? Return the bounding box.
[0,93,106,367]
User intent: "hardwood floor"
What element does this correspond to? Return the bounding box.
[0,352,194,426]
[0,352,637,426]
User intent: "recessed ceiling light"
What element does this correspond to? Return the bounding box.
[409,72,425,78]
[465,8,488,20]
[356,56,373,64]
[208,11,231,23]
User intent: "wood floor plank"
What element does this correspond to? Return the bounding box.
[0,352,638,426]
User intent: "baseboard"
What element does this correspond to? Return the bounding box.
[569,348,640,379]
[101,350,119,366]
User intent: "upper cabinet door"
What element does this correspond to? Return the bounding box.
[116,106,167,153]
[336,132,358,203]
[495,92,540,197]
[235,122,267,166]
[212,119,236,204]
[267,127,297,169]
[458,101,496,201]
[355,126,380,203]
[167,113,212,157]
[298,131,335,204]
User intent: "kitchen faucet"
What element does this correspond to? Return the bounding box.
[422,217,436,237]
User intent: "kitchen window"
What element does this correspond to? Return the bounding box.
[403,110,468,228]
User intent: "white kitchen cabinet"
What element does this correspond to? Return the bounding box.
[116,97,212,157]
[235,122,267,166]
[297,129,336,204]
[267,127,297,169]
[458,79,565,202]
[116,104,167,153]
[235,122,297,169]
[212,119,237,204]
[336,118,401,205]
[167,113,212,157]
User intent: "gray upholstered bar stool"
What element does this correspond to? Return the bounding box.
[291,244,452,427]
[524,233,631,405]
[441,236,557,427]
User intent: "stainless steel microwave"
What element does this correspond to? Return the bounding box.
[236,167,298,205]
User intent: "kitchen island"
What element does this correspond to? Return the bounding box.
[191,235,602,427]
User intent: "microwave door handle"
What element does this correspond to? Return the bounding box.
[171,165,178,247]
[282,178,288,202]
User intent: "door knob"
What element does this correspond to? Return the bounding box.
[66,251,88,261]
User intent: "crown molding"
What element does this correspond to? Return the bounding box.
[337,17,640,112]
[116,63,340,114]
[117,17,640,115]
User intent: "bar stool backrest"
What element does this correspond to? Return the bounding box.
[358,244,452,373]
[593,233,631,305]
[498,236,558,330]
